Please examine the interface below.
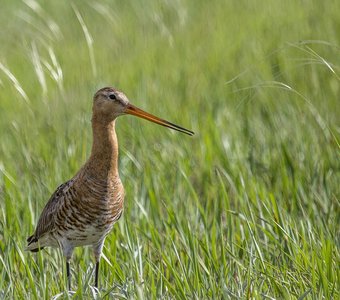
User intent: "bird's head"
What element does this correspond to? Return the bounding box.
[93,87,130,118]
[93,87,194,136]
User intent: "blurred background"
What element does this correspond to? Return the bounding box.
[0,0,339,298]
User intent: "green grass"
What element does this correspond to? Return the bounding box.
[0,0,339,298]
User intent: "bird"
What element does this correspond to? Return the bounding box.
[26,87,194,290]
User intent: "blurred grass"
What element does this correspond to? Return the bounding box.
[0,0,339,299]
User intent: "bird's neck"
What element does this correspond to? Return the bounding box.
[87,118,119,179]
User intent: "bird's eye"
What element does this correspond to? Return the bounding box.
[109,94,117,100]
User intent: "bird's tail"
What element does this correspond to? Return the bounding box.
[26,235,44,252]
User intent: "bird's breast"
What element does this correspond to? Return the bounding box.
[80,176,125,221]
[55,175,125,245]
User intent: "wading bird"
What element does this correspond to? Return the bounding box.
[26,87,194,289]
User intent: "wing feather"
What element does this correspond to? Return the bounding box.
[26,180,73,250]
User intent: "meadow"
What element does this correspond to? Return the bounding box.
[0,0,339,299]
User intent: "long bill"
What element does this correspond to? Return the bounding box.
[125,104,194,136]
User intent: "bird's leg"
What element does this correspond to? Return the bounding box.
[93,239,105,289]
[66,260,71,290]
[62,243,74,291]
[94,260,100,288]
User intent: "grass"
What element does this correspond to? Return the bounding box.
[0,0,339,298]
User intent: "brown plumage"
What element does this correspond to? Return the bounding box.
[26,87,194,289]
